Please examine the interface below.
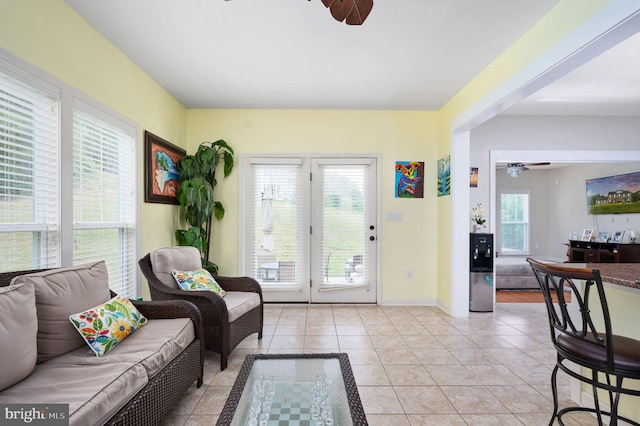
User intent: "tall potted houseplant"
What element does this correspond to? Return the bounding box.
[175,140,234,274]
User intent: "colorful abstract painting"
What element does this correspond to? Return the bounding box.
[437,155,451,197]
[144,131,185,204]
[395,161,424,198]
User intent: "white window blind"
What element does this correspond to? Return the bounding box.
[249,161,305,288]
[0,70,59,272]
[73,106,136,296]
[314,163,368,285]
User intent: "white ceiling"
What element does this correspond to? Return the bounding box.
[64,0,562,110]
[506,30,640,116]
[64,0,640,115]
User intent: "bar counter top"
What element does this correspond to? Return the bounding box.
[587,262,640,290]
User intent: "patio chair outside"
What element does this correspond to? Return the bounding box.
[257,250,279,281]
[344,254,363,282]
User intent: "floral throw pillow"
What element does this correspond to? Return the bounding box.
[69,295,147,357]
[172,268,226,296]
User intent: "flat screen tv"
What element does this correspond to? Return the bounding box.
[586,171,640,214]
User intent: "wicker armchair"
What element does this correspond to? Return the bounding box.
[139,246,263,370]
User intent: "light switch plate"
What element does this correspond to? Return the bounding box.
[387,212,402,222]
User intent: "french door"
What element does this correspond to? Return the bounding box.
[240,156,378,303]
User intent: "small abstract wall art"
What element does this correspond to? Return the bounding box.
[470,167,478,188]
[437,155,451,197]
[395,161,424,198]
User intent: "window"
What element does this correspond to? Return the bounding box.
[73,105,137,297]
[0,58,138,296]
[500,191,530,254]
[0,69,59,272]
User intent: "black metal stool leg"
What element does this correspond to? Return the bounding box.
[592,370,604,425]
[609,375,623,426]
[550,364,560,426]
[606,374,616,426]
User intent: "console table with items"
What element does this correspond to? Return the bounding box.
[567,240,640,263]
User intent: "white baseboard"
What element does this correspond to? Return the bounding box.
[379,298,438,307]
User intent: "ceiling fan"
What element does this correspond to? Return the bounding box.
[224,0,374,25]
[498,162,551,177]
[321,0,374,25]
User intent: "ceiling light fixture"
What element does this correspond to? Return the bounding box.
[506,163,525,178]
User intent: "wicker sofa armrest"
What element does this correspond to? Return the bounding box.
[132,299,204,338]
[131,298,204,388]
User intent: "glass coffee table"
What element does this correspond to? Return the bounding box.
[217,353,367,425]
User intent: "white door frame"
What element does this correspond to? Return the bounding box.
[239,153,381,304]
[309,157,378,304]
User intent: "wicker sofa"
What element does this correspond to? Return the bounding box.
[0,261,204,426]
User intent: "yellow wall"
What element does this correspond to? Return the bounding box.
[0,0,188,298]
[187,109,440,302]
[0,1,187,266]
[435,0,614,310]
[0,0,622,306]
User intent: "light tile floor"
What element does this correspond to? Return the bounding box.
[161,303,601,425]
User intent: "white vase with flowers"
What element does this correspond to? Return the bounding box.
[471,203,487,233]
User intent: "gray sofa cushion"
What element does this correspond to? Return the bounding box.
[150,246,202,289]
[59,318,195,378]
[0,282,38,391]
[495,257,563,290]
[496,263,533,276]
[224,291,262,322]
[105,318,194,377]
[11,261,111,363]
[0,359,147,426]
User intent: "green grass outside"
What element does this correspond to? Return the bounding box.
[589,201,640,215]
[258,199,364,278]
[5,193,364,279]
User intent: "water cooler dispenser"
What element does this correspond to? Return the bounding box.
[470,233,494,312]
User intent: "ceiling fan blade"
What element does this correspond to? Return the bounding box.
[322,0,373,25]
[346,0,373,25]
[526,162,551,166]
[322,0,354,22]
